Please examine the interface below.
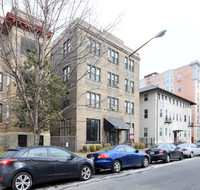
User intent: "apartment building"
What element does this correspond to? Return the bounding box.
[140,61,200,142]
[52,19,140,151]
[140,85,195,146]
[0,9,50,149]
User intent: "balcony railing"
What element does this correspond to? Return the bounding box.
[165,116,172,124]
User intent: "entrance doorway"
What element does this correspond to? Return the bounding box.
[109,130,119,145]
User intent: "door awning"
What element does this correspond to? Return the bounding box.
[104,118,130,130]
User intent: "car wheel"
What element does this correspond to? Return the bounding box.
[179,153,184,160]
[111,160,121,173]
[165,154,170,163]
[12,172,32,190]
[141,157,149,168]
[79,165,92,181]
[190,152,194,158]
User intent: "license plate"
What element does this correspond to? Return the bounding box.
[150,152,154,154]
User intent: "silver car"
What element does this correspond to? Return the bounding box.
[177,143,200,158]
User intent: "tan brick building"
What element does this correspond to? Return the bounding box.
[0,9,50,150]
[53,19,140,151]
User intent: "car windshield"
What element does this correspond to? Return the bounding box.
[96,146,115,153]
[178,144,189,148]
[151,144,163,149]
[0,150,18,159]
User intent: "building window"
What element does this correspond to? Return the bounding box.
[87,92,100,108]
[184,130,187,137]
[144,94,148,101]
[60,119,70,136]
[165,128,167,136]
[178,85,181,92]
[0,49,2,58]
[63,39,70,54]
[178,74,181,81]
[0,104,2,123]
[6,104,9,123]
[7,74,10,91]
[108,97,119,111]
[144,128,148,137]
[125,79,134,92]
[86,118,100,142]
[125,57,134,71]
[160,128,163,136]
[144,109,148,118]
[108,72,119,87]
[125,79,128,91]
[88,38,100,56]
[0,73,2,91]
[160,109,163,117]
[188,130,190,137]
[18,135,27,147]
[125,101,134,113]
[184,115,187,122]
[63,66,70,82]
[108,48,118,64]
[169,129,171,137]
[156,81,159,87]
[87,65,101,82]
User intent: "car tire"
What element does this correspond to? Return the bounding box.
[179,153,184,160]
[79,165,92,181]
[165,154,170,163]
[12,172,32,190]
[111,160,121,173]
[190,152,194,158]
[141,157,149,168]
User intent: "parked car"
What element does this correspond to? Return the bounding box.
[87,145,150,173]
[145,143,183,163]
[177,143,200,158]
[0,146,95,190]
[196,140,200,148]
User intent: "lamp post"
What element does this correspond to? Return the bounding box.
[128,29,167,146]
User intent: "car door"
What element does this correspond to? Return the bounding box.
[170,144,180,159]
[48,147,78,179]
[115,147,128,167]
[25,147,54,182]
[191,144,199,156]
[124,146,140,167]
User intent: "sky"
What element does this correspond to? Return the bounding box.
[93,0,200,79]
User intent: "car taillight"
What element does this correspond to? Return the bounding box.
[0,159,18,166]
[183,148,188,151]
[145,151,147,154]
[98,153,110,159]
[159,149,163,153]
[0,177,2,182]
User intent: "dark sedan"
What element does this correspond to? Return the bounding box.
[87,145,150,173]
[0,146,94,190]
[145,143,183,163]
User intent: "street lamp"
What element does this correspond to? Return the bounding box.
[128,29,167,145]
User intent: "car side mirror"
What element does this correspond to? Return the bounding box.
[135,149,139,153]
[70,154,76,160]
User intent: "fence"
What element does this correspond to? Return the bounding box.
[51,136,76,152]
[139,138,155,148]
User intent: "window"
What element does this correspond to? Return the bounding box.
[108,97,119,111]
[88,38,100,56]
[124,79,134,92]
[160,128,163,136]
[178,74,181,81]
[18,135,27,147]
[28,148,48,157]
[86,119,100,142]
[165,128,167,136]
[184,115,187,122]
[169,129,171,137]
[178,85,181,92]
[130,81,134,93]
[144,94,148,101]
[7,74,10,91]
[49,147,71,159]
[60,119,70,136]
[125,79,128,91]
[184,130,187,137]
[125,57,134,71]
[156,81,159,87]
[63,66,70,81]
[6,104,9,123]
[0,73,2,91]
[21,36,37,54]
[63,39,70,54]
[0,49,2,58]
[144,109,148,118]
[87,92,100,108]
[160,109,163,117]
[108,72,119,87]
[188,130,190,137]
[144,128,148,137]
[125,101,134,113]
[0,104,2,123]
[108,48,119,64]
[87,65,101,82]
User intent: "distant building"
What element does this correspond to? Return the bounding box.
[141,62,200,142]
[140,85,195,146]
[52,19,140,151]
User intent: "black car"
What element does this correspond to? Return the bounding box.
[145,143,183,163]
[0,146,95,190]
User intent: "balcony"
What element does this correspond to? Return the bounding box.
[165,116,172,124]
[188,123,200,127]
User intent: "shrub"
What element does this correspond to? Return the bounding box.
[105,143,111,147]
[133,142,140,149]
[82,145,88,152]
[90,145,96,152]
[96,144,103,151]
[139,143,145,149]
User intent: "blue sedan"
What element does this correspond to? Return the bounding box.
[87,145,150,173]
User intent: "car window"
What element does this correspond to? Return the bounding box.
[96,146,115,153]
[170,144,177,149]
[177,144,189,148]
[117,147,126,152]
[191,144,197,148]
[124,146,136,153]
[1,150,18,159]
[151,144,163,149]
[27,148,48,157]
[48,147,71,159]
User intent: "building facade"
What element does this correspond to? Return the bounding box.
[140,61,200,142]
[0,9,50,150]
[53,19,140,151]
[140,85,195,146]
